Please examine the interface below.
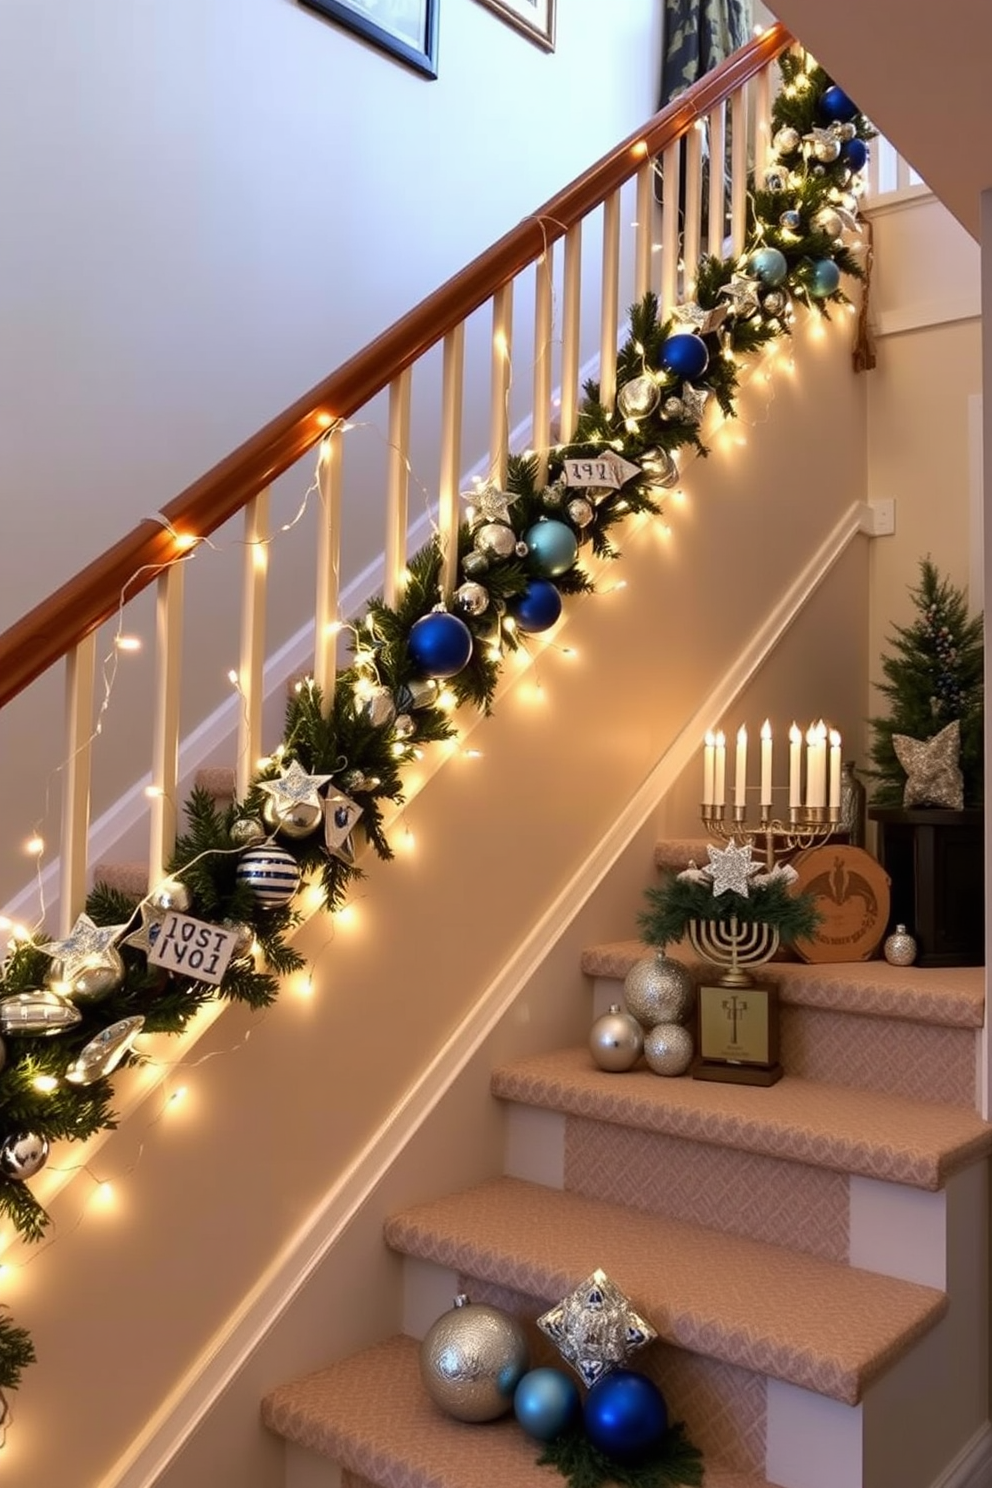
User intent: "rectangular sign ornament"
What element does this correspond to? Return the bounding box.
[147,913,240,986]
[563,453,641,490]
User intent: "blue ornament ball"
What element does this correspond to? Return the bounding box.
[236,845,302,908]
[659,332,709,381]
[525,520,578,577]
[407,612,474,679]
[819,84,858,124]
[584,1370,669,1462]
[508,578,562,634]
[809,258,841,298]
[750,247,788,286]
[514,1368,581,1442]
[841,137,868,173]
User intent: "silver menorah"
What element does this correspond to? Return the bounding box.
[687,915,780,987]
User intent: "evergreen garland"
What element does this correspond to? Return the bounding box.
[638,871,820,950]
[0,51,872,1395]
[538,1421,703,1488]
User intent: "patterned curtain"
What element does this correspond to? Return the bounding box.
[660,0,751,106]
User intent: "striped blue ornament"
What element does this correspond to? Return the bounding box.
[236,845,302,908]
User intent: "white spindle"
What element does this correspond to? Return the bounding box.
[896,154,912,192]
[730,86,748,257]
[754,65,772,175]
[438,322,465,598]
[490,282,513,488]
[236,488,270,800]
[683,123,704,298]
[559,223,582,443]
[59,632,96,935]
[660,139,681,312]
[599,191,621,413]
[385,368,412,608]
[314,431,343,708]
[634,156,654,301]
[533,254,554,485]
[708,103,726,258]
[149,560,184,888]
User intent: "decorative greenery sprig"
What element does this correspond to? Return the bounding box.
[638,872,821,950]
[538,1421,703,1488]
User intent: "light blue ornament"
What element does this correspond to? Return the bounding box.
[750,247,788,286]
[525,520,578,577]
[809,259,841,298]
[514,1368,581,1442]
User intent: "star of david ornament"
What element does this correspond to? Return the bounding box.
[257,759,332,815]
[718,273,761,320]
[537,1268,657,1387]
[680,383,711,425]
[121,901,167,957]
[672,300,729,336]
[893,720,964,810]
[706,839,759,897]
[40,915,127,985]
[324,792,364,866]
[464,485,515,526]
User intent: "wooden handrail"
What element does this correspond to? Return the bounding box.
[0,23,790,712]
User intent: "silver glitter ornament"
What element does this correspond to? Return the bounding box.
[357,684,396,729]
[773,125,801,154]
[893,720,964,810]
[462,550,490,577]
[623,952,695,1028]
[641,447,680,489]
[542,484,565,509]
[474,523,517,560]
[54,947,125,1004]
[617,375,661,420]
[515,541,529,558]
[763,169,786,192]
[762,290,787,316]
[589,1003,643,1072]
[148,879,191,916]
[419,1294,529,1422]
[838,122,858,142]
[538,1269,656,1387]
[0,1132,49,1181]
[222,920,255,959]
[262,794,323,839]
[566,498,594,528]
[812,207,843,239]
[392,713,416,741]
[661,396,686,421]
[340,769,377,794]
[40,914,127,986]
[395,677,439,712]
[66,1015,145,1086]
[884,924,918,967]
[454,581,490,617]
[231,817,266,847]
[0,989,82,1036]
[812,135,842,163]
[643,1022,694,1077]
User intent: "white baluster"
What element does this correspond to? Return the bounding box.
[660,138,681,312]
[236,488,270,800]
[708,102,726,258]
[683,122,704,298]
[314,430,342,709]
[149,560,184,888]
[385,368,412,608]
[599,190,621,414]
[730,85,748,258]
[438,322,465,598]
[634,156,654,301]
[559,222,582,443]
[490,281,513,489]
[59,632,96,935]
[754,65,772,176]
[533,252,554,486]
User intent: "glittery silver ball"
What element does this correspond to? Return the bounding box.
[222,920,255,959]
[0,1131,49,1181]
[773,126,801,154]
[393,713,416,740]
[419,1295,529,1422]
[474,523,517,560]
[623,953,695,1028]
[262,795,323,839]
[61,949,126,1004]
[515,541,530,558]
[396,677,438,712]
[589,1003,644,1072]
[542,484,564,509]
[617,375,661,420]
[812,207,843,239]
[566,498,594,528]
[641,447,680,489]
[231,817,266,847]
[357,684,396,729]
[813,137,842,163]
[462,550,490,577]
[764,169,786,193]
[661,396,686,421]
[838,122,858,142]
[762,290,787,316]
[149,879,191,915]
[884,924,918,967]
[643,1022,694,1077]
[779,209,802,231]
[454,581,489,617]
[340,769,375,794]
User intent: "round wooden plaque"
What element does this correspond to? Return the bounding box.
[791,845,891,963]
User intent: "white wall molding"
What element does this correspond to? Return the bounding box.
[931,1423,992,1488]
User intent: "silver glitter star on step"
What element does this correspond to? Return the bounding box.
[672,301,728,335]
[706,839,759,897]
[718,273,761,319]
[463,485,516,525]
[40,914,128,983]
[680,383,711,424]
[257,759,331,813]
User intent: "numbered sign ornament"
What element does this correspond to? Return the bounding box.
[147,913,241,986]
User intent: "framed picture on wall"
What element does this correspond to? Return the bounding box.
[474,0,554,51]
[299,0,439,78]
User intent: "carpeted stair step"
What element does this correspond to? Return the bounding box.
[262,1333,780,1488]
[654,839,714,874]
[582,939,984,1105]
[382,1175,944,1407]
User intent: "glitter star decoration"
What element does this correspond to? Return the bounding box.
[706,839,759,897]
[40,914,128,983]
[463,484,516,526]
[121,902,166,956]
[680,383,711,425]
[893,720,964,810]
[257,759,332,814]
[672,300,728,336]
[718,273,761,320]
[538,1269,657,1387]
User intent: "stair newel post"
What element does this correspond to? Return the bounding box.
[682,122,704,298]
[532,246,554,486]
[314,430,343,712]
[59,632,97,935]
[730,84,748,258]
[438,322,465,599]
[149,561,184,888]
[633,153,653,303]
[490,281,513,490]
[660,137,681,312]
[384,367,412,609]
[559,222,582,444]
[599,189,621,415]
[236,487,270,802]
[707,101,726,258]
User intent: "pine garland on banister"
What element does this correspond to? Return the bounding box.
[0,54,872,1401]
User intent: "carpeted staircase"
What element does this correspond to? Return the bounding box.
[261,841,992,1488]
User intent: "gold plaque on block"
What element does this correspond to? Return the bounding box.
[692,982,782,1087]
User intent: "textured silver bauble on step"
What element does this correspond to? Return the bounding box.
[0,1131,49,1181]
[262,795,323,840]
[884,924,918,966]
[643,1022,694,1077]
[623,952,695,1029]
[419,1295,529,1422]
[589,1004,643,1072]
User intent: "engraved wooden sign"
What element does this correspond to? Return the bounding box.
[791,845,891,963]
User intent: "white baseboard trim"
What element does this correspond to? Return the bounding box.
[932,1424,992,1488]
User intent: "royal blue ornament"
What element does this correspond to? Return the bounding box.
[841,137,868,173]
[525,520,578,577]
[808,258,841,298]
[407,612,473,678]
[514,1368,581,1442]
[819,84,858,124]
[584,1370,669,1462]
[508,578,562,634]
[236,845,302,908]
[750,247,788,286]
[659,331,709,381]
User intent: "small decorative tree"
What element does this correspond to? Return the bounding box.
[868,558,984,807]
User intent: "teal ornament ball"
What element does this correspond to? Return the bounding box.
[235,845,302,908]
[659,331,709,381]
[525,520,578,577]
[508,578,562,634]
[514,1368,581,1442]
[408,612,473,678]
[809,259,841,298]
[750,247,788,286]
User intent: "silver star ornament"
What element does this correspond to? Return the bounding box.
[537,1269,657,1387]
[706,839,759,897]
[121,901,166,956]
[718,273,761,319]
[672,300,729,336]
[680,383,711,424]
[40,914,127,984]
[257,759,332,814]
[463,484,515,526]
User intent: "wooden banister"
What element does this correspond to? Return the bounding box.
[0,23,789,713]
